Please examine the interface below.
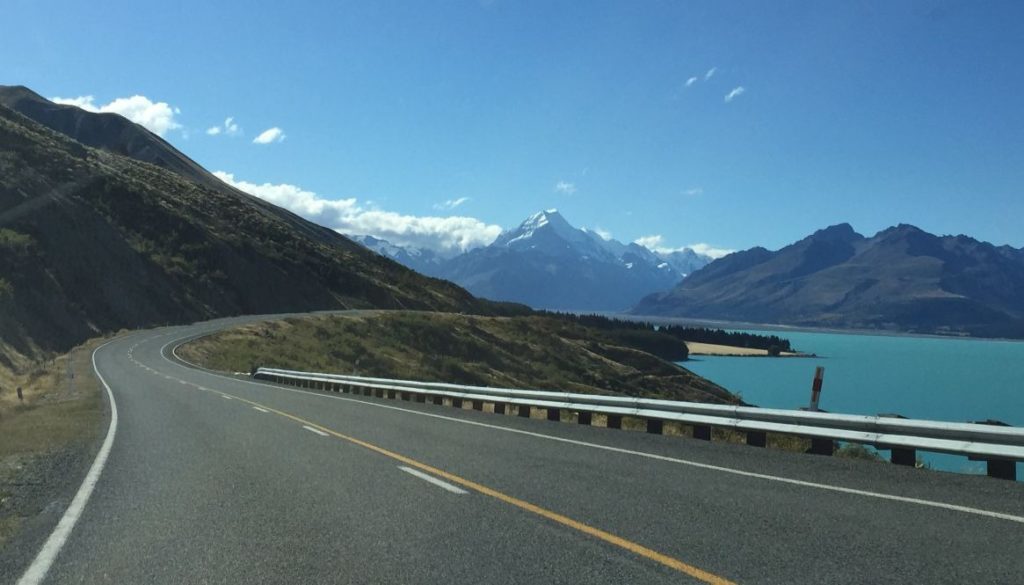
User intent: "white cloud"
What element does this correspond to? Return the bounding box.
[704,67,717,80]
[51,94,182,136]
[554,180,577,195]
[214,171,501,253]
[591,227,613,241]
[685,76,698,87]
[433,197,471,210]
[634,234,734,259]
[724,86,746,103]
[208,116,241,137]
[684,187,703,196]
[687,243,734,259]
[253,127,285,144]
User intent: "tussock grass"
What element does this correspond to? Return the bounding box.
[180,311,740,404]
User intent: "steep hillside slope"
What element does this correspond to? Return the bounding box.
[0,101,508,364]
[633,224,1024,338]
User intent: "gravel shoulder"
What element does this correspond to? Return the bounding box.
[0,337,110,582]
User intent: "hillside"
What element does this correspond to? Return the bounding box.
[0,92,516,365]
[179,312,738,403]
[633,223,1024,338]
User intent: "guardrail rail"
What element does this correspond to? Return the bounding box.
[254,367,1023,480]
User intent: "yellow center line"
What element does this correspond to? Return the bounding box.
[200,387,735,584]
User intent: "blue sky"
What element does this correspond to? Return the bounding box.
[4,0,1023,254]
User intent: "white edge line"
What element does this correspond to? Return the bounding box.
[398,466,469,494]
[159,334,1024,525]
[253,406,269,413]
[17,337,122,585]
[302,425,330,437]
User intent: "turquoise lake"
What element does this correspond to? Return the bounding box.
[679,330,1024,476]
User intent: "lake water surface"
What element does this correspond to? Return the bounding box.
[680,330,1024,475]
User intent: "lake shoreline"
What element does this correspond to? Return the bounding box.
[616,313,1024,344]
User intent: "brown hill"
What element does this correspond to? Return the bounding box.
[0,92,519,366]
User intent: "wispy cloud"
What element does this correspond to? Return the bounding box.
[51,94,182,136]
[214,171,501,253]
[724,86,746,103]
[685,76,698,87]
[684,187,703,196]
[253,127,286,144]
[589,227,613,241]
[688,243,734,259]
[704,67,717,81]
[207,116,240,136]
[635,234,734,259]
[554,180,577,195]
[433,197,471,210]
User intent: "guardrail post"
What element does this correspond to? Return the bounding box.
[606,415,622,429]
[890,448,916,466]
[986,460,1017,481]
[547,408,561,422]
[969,420,1018,480]
[746,431,767,447]
[807,438,835,456]
[577,412,592,426]
[692,425,711,441]
[518,405,531,418]
[472,400,484,411]
[646,419,663,434]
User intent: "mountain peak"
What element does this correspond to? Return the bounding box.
[809,223,861,241]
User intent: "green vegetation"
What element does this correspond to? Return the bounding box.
[540,312,795,354]
[835,443,885,461]
[180,311,739,403]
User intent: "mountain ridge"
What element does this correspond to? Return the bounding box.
[633,223,1024,338]
[352,209,712,311]
[0,89,516,365]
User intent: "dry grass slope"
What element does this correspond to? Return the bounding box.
[181,312,739,403]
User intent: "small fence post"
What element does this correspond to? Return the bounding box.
[808,366,825,412]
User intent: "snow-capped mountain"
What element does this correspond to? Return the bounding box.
[348,234,451,277]
[350,209,713,311]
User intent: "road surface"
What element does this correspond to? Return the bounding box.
[14,314,1024,584]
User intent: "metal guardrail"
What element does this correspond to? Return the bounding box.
[254,367,1023,480]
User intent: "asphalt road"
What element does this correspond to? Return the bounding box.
[15,314,1024,584]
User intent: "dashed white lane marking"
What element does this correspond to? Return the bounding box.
[252,406,269,413]
[302,425,330,437]
[159,333,1024,524]
[221,395,232,400]
[398,466,469,494]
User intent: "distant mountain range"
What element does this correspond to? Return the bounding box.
[633,223,1024,338]
[353,210,712,311]
[0,85,509,363]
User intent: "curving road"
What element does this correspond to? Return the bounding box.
[14,314,1024,584]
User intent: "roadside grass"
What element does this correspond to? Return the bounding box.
[179,311,739,404]
[0,336,108,550]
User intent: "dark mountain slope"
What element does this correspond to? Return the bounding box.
[0,85,223,190]
[633,223,1024,338]
[0,101,508,363]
